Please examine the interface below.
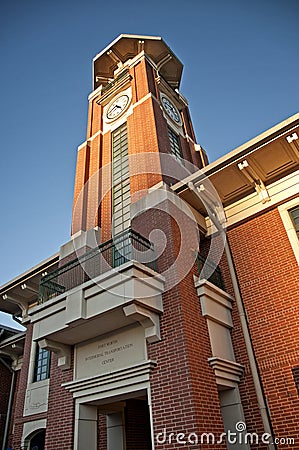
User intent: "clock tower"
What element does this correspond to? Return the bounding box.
[71,34,208,239]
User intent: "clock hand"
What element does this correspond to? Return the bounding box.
[110,105,122,115]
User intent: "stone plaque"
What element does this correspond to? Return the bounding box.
[24,380,49,416]
[75,325,146,379]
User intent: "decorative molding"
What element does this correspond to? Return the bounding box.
[22,418,47,446]
[96,71,132,106]
[237,160,270,203]
[0,350,22,370]
[195,279,244,389]
[2,293,29,318]
[77,130,104,152]
[39,338,71,370]
[123,304,161,343]
[21,282,39,294]
[63,360,156,399]
[29,261,164,347]
[206,170,299,233]
[208,356,244,389]
[24,379,49,416]
[194,278,234,328]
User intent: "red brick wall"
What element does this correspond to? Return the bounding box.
[214,244,266,440]
[181,107,196,142]
[11,325,49,448]
[72,143,90,234]
[132,202,226,448]
[97,412,107,450]
[227,206,299,445]
[44,353,74,450]
[8,324,74,450]
[128,96,163,201]
[131,59,151,102]
[198,234,269,447]
[0,357,12,449]
[86,133,102,230]
[100,129,112,242]
[7,367,21,445]
[88,100,103,138]
[292,367,299,396]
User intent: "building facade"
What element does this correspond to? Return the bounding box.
[0,34,298,450]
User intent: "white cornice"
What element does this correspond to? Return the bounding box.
[92,35,162,63]
[206,170,299,232]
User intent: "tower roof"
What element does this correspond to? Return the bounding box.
[93,34,183,90]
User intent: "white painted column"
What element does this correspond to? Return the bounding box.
[74,403,97,450]
[219,388,250,450]
[107,412,124,450]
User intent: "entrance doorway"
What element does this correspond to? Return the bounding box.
[77,394,152,450]
[98,398,152,450]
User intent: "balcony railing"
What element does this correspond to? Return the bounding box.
[38,229,156,304]
[196,254,225,291]
[101,69,130,95]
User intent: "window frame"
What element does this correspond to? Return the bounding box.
[33,347,51,383]
[167,126,184,162]
[292,366,299,397]
[112,122,130,235]
[289,206,299,239]
[278,197,299,265]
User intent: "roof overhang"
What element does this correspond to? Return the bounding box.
[93,34,183,90]
[173,113,299,215]
[0,253,59,317]
[0,330,26,360]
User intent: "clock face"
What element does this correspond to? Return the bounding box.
[106,94,129,120]
[161,94,181,124]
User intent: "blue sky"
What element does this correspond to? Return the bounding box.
[0,0,298,327]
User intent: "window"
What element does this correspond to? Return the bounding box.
[168,127,183,161]
[278,198,299,265]
[28,429,46,450]
[33,347,50,382]
[112,123,131,267]
[112,122,130,236]
[289,207,299,239]
[292,367,299,396]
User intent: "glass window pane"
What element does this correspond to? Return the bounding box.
[33,347,50,382]
[168,127,183,161]
[112,123,131,236]
[290,207,299,238]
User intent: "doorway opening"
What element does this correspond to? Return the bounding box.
[98,397,152,450]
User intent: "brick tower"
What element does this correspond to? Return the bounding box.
[71,34,207,239]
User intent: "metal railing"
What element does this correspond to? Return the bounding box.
[196,254,225,291]
[38,229,156,304]
[102,69,130,94]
